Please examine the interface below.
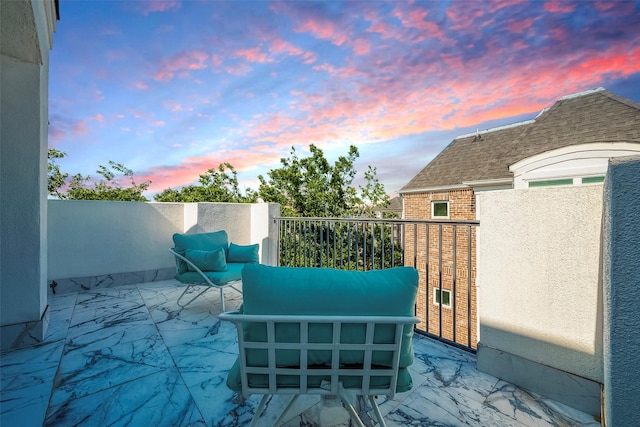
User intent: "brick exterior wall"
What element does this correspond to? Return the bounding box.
[403,189,478,349]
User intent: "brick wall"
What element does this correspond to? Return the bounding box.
[403,189,478,349]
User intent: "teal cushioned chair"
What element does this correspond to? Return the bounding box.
[169,230,259,310]
[219,264,419,427]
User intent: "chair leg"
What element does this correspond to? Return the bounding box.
[176,285,209,307]
[273,395,300,427]
[220,287,225,312]
[337,387,366,427]
[368,395,387,427]
[249,395,269,427]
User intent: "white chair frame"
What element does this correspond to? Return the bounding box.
[219,311,419,427]
[169,249,242,311]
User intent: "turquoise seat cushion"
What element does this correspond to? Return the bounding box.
[185,248,227,272]
[228,243,259,263]
[175,262,244,286]
[228,264,419,393]
[172,231,229,273]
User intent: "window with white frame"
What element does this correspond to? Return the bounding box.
[433,288,451,308]
[431,201,449,219]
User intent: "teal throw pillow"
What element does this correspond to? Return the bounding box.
[185,248,227,272]
[228,243,259,263]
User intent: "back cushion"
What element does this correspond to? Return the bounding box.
[241,264,418,368]
[227,243,259,263]
[173,230,229,253]
[172,231,229,273]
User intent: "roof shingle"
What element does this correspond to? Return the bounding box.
[400,88,640,193]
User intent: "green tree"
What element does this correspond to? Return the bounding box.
[355,165,393,218]
[258,145,360,217]
[154,162,257,203]
[66,161,151,201]
[47,148,69,199]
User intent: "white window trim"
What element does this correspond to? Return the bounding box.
[431,200,449,219]
[433,288,452,308]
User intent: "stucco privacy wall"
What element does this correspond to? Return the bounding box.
[476,185,604,382]
[602,155,640,426]
[0,0,56,335]
[47,201,280,284]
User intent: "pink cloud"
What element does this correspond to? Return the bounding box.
[393,5,446,40]
[294,17,349,46]
[72,120,89,135]
[352,38,371,55]
[269,38,304,57]
[236,45,271,63]
[543,0,576,13]
[488,0,528,13]
[140,149,282,193]
[507,17,534,33]
[135,81,150,90]
[154,50,209,82]
[225,63,252,76]
[137,1,181,16]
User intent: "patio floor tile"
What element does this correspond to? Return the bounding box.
[0,280,600,427]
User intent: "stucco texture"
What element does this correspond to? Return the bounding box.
[477,185,604,383]
[602,155,640,425]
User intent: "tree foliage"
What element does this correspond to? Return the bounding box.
[47,150,150,201]
[66,161,150,201]
[258,145,357,217]
[47,145,391,215]
[258,144,390,218]
[153,162,257,203]
[48,149,68,199]
[355,165,393,218]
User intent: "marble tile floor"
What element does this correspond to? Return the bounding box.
[1,280,600,427]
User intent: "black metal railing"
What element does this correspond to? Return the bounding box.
[274,217,479,352]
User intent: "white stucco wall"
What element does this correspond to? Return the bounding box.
[47,201,279,280]
[0,0,56,328]
[477,185,604,382]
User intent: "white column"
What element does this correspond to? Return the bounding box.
[0,0,56,349]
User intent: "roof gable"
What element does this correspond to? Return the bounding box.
[400,88,640,193]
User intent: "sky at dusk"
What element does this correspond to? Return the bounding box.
[48,0,640,198]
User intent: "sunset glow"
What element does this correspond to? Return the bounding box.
[48,0,640,196]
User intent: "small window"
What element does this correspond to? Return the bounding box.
[431,201,449,219]
[528,178,573,188]
[433,288,451,308]
[582,176,605,184]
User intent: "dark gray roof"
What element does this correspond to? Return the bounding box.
[400,88,640,193]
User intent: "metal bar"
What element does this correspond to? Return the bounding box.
[372,223,376,270]
[331,221,336,269]
[425,223,429,336]
[380,223,385,269]
[319,221,323,268]
[355,223,360,271]
[390,223,395,267]
[362,223,367,271]
[347,222,352,270]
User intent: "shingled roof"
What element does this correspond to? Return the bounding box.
[400,88,640,193]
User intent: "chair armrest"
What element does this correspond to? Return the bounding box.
[168,248,217,287]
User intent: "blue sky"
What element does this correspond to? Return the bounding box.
[48,0,640,197]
